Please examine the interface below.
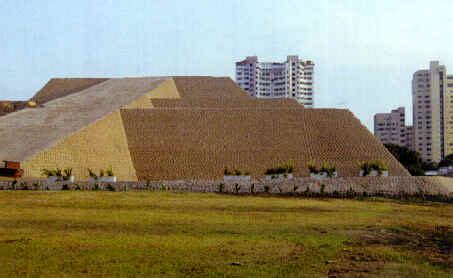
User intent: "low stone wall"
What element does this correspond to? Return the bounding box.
[0,176,451,197]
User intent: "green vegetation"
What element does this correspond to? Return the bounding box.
[54,168,63,178]
[87,168,97,180]
[40,168,56,177]
[359,161,372,176]
[439,154,453,168]
[307,161,336,177]
[384,144,426,175]
[87,168,115,180]
[384,144,453,176]
[370,159,388,173]
[41,167,72,181]
[105,167,115,177]
[307,161,318,174]
[320,162,336,177]
[0,192,451,277]
[63,168,72,180]
[359,160,388,176]
[265,161,294,175]
[224,167,250,176]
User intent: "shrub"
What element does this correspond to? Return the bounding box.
[42,168,73,181]
[384,143,425,175]
[224,167,249,176]
[224,167,232,175]
[439,154,453,167]
[281,161,294,173]
[233,168,242,176]
[370,160,388,174]
[55,168,63,178]
[63,168,73,180]
[41,168,73,181]
[265,161,295,175]
[359,161,371,176]
[41,169,56,178]
[265,168,276,175]
[106,167,114,177]
[320,162,336,177]
[360,160,388,176]
[308,161,336,177]
[88,168,98,180]
[307,161,319,174]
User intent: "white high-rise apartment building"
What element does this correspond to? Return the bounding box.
[235,56,315,107]
[412,61,453,162]
[374,107,407,147]
[405,126,414,151]
[445,75,453,156]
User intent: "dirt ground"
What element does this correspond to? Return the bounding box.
[328,225,452,277]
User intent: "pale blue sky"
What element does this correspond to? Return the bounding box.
[1,0,453,129]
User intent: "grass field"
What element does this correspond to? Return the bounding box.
[0,192,451,277]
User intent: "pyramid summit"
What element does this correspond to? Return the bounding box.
[0,76,408,180]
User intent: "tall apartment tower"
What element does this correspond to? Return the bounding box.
[412,61,453,162]
[405,126,414,150]
[374,107,407,147]
[445,75,453,155]
[235,56,315,107]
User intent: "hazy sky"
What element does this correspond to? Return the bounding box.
[1,0,453,130]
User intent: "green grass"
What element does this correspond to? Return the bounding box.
[0,192,451,277]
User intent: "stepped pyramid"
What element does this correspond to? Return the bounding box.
[0,76,409,180]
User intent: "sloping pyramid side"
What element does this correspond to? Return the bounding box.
[124,78,180,109]
[21,111,138,181]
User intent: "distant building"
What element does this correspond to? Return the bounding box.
[374,107,407,147]
[412,61,453,162]
[405,126,414,150]
[235,56,314,107]
[445,75,453,156]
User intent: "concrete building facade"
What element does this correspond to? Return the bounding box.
[445,75,453,155]
[374,107,407,147]
[405,126,414,150]
[235,56,314,107]
[412,61,451,162]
